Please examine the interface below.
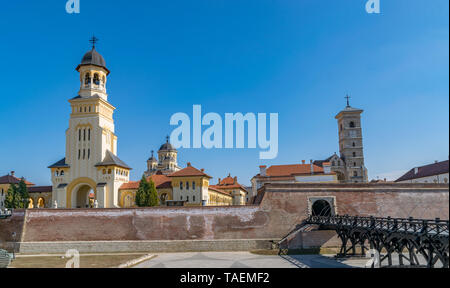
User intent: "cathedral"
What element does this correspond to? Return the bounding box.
[144,136,182,176]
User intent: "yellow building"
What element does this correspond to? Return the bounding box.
[119,174,173,207]
[210,174,248,205]
[118,163,237,207]
[0,171,52,209]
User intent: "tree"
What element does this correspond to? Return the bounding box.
[148,178,159,207]
[17,179,29,208]
[4,183,17,209]
[135,175,149,207]
[5,179,30,209]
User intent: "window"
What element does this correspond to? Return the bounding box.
[88,129,90,141]
[180,195,183,200]
[353,171,358,177]
[332,161,336,166]
[187,196,189,202]
[83,129,86,141]
[186,182,189,190]
[192,181,195,190]
[83,149,85,159]
[445,178,448,184]
[180,182,183,190]
[193,195,196,202]
[84,73,91,84]
[94,73,100,85]
[78,149,81,159]
[349,121,355,128]
[60,171,64,176]
[353,162,356,167]
[79,129,81,141]
[352,142,356,147]
[102,169,106,175]
[108,169,111,174]
[88,149,90,159]
[352,152,356,157]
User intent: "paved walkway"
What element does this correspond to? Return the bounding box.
[133,252,368,268]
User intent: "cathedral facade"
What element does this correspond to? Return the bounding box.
[49,42,131,208]
[144,137,182,176]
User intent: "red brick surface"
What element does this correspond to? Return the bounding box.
[1,183,448,243]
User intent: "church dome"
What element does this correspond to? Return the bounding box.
[76,48,110,74]
[159,136,176,151]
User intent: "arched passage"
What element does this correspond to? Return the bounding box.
[75,185,95,208]
[312,200,332,216]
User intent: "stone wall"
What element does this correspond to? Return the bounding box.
[1,183,448,246]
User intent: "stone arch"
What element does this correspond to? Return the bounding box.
[312,200,332,216]
[37,197,45,208]
[66,177,97,208]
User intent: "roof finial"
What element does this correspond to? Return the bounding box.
[166,135,170,143]
[89,35,99,49]
[345,94,351,107]
[151,150,154,157]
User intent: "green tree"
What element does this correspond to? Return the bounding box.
[4,183,17,209]
[17,179,29,208]
[135,175,149,207]
[4,179,30,209]
[148,178,159,207]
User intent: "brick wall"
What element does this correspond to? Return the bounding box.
[1,183,448,244]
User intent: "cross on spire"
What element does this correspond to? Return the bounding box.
[345,94,351,107]
[166,135,170,143]
[89,35,99,49]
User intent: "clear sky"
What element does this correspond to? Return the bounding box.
[0,0,448,185]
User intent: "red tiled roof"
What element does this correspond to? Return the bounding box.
[395,160,449,182]
[168,165,211,178]
[0,174,34,186]
[211,175,247,191]
[119,174,172,190]
[260,164,325,177]
[208,186,232,196]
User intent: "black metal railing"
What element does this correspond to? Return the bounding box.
[304,215,449,268]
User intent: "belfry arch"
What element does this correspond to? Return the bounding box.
[66,177,98,208]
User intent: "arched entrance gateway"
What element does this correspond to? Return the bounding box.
[312,199,333,217]
[66,177,98,208]
[75,184,96,208]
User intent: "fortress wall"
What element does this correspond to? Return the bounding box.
[1,184,448,244]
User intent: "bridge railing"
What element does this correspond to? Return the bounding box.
[306,215,449,237]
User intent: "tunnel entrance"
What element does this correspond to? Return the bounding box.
[312,199,332,216]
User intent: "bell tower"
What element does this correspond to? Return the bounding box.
[49,37,131,208]
[335,96,368,183]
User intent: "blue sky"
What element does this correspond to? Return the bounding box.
[0,0,448,185]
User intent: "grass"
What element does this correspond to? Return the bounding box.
[9,253,148,268]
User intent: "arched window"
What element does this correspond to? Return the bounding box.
[352,142,356,147]
[93,73,100,85]
[102,169,106,175]
[83,129,86,141]
[78,149,81,159]
[353,162,356,167]
[192,181,195,190]
[108,169,111,174]
[353,152,356,157]
[102,76,106,87]
[186,182,189,190]
[193,195,196,202]
[60,170,64,176]
[78,129,81,141]
[187,196,189,202]
[84,73,91,85]
[88,129,90,141]
[180,182,183,190]
[349,121,355,128]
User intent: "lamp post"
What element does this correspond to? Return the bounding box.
[11,232,16,260]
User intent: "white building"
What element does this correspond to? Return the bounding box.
[48,41,131,208]
[395,160,449,184]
